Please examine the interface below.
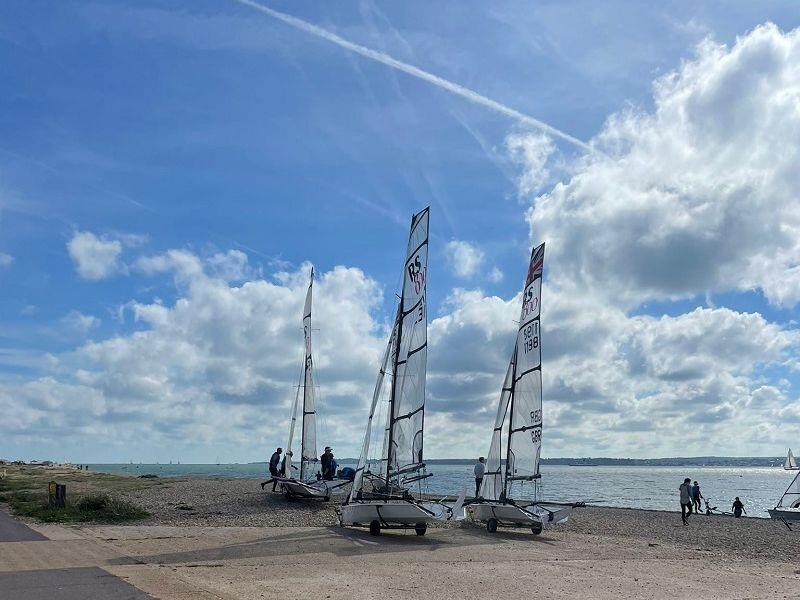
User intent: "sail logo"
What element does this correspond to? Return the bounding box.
[407,255,426,294]
[522,285,540,319]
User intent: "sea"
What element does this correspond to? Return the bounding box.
[85,462,793,518]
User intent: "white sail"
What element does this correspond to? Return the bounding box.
[284,381,301,479]
[480,360,513,500]
[387,207,429,481]
[785,448,797,470]
[300,269,317,480]
[504,243,545,496]
[349,320,397,500]
[349,207,430,499]
[776,470,800,508]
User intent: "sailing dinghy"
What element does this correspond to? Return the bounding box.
[769,448,800,528]
[469,243,574,534]
[339,207,463,535]
[276,268,350,501]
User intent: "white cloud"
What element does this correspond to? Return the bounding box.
[506,132,554,196]
[444,240,485,279]
[0,253,12,268]
[487,266,504,283]
[67,231,123,280]
[528,24,800,308]
[61,310,100,333]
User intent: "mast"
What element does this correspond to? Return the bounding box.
[300,268,316,480]
[502,347,519,500]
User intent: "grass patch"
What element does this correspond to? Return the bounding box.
[0,467,150,523]
[3,490,148,523]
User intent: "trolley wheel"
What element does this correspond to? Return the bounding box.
[487,518,498,533]
[415,523,427,536]
[531,522,543,535]
[369,520,381,536]
[323,496,330,502]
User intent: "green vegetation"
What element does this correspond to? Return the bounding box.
[0,465,153,523]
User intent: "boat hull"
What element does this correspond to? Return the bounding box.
[340,500,450,526]
[768,508,800,522]
[279,478,351,500]
[469,502,572,528]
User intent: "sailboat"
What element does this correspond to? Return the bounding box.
[339,207,463,536]
[769,448,800,528]
[469,242,574,534]
[276,268,350,501]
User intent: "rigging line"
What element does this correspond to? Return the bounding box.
[231,0,599,155]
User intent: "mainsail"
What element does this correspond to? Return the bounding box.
[349,207,430,498]
[284,268,318,481]
[481,243,545,500]
[785,448,797,470]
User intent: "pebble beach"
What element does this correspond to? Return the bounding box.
[114,474,800,561]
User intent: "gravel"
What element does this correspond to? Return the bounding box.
[118,477,800,560]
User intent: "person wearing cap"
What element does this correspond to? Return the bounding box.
[321,446,334,480]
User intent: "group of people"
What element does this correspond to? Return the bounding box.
[678,477,746,525]
[261,446,339,491]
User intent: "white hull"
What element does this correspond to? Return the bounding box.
[279,478,351,499]
[469,502,572,527]
[340,500,452,526]
[769,508,800,522]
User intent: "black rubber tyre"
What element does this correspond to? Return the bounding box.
[531,522,543,535]
[487,518,498,533]
[323,496,330,502]
[369,520,381,536]
[415,523,427,536]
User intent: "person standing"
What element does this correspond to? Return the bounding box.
[261,447,282,491]
[320,447,333,480]
[474,457,486,498]
[692,480,703,513]
[679,478,693,525]
[732,497,747,518]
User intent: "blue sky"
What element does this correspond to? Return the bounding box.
[2,1,800,462]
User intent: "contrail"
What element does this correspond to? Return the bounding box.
[232,0,595,154]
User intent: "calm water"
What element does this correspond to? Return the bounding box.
[86,462,793,518]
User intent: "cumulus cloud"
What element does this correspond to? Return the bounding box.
[444,240,485,278]
[0,253,12,268]
[2,251,387,460]
[528,24,800,308]
[506,132,554,196]
[67,231,123,280]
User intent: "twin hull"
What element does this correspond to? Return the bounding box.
[340,500,452,526]
[280,478,350,499]
[469,502,572,527]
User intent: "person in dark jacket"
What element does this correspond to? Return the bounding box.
[320,447,332,480]
[261,447,282,491]
[732,497,746,518]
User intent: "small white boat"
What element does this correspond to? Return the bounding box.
[340,207,461,535]
[470,243,574,534]
[769,449,800,529]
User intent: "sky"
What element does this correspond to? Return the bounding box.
[2,1,800,463]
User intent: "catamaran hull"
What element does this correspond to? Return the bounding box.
[340,500,450,527]
[469,502,572,530]
[279,478,351,500]
[768,508,800,522]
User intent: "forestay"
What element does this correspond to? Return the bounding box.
[481,243,545,500]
